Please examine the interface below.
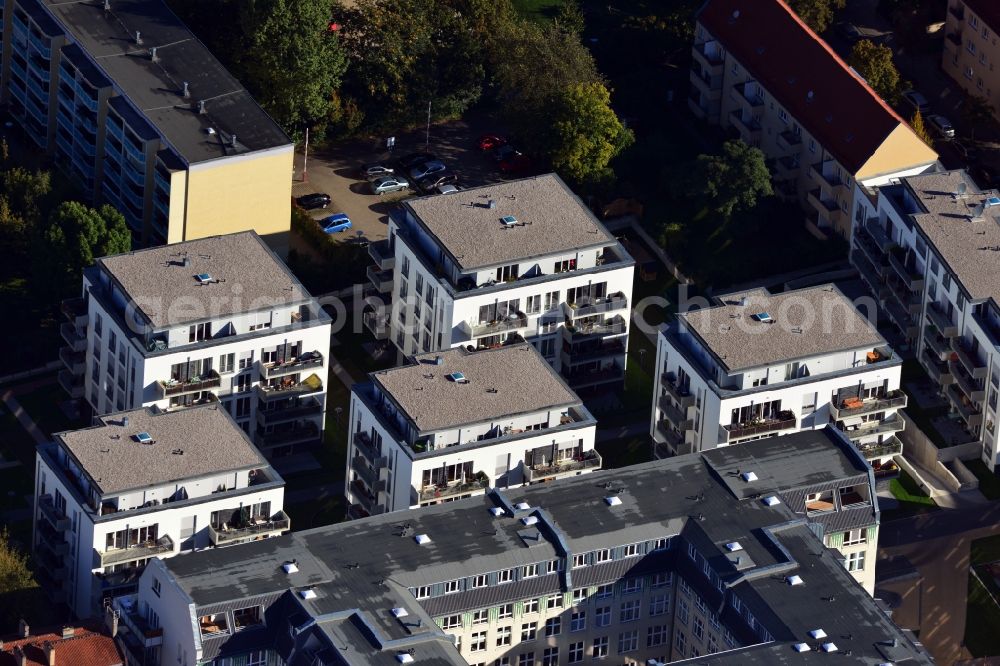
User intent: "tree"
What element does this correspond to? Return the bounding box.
[554,2,586,36]
[788,0,846,34]
[910,111,933,145]
[235,0,347,139]
[961,95,995,141]
[849,39,902,103]
[0,166,50,256]
[548,82,633,184]
[694,141,773,218]
[0,528,41,629]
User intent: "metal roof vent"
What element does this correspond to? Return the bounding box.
[134,31,142,45]
[135,432,153,445]
[605,496,622,507]
[282,561,299,574]
[122,416,129,427]
[821,643,838,653]
[391,607,409,618]
[299,588,317,600]
[793,643,811,653]
[149,47,158,62]
[786,574,803,586]
[762,495,781,506]
[809,629,827,639]
[396,654,414,664]
[741,471,758,482]
[488,199,497,210]
[434,355,443,365]
[521,515,539,526]
[725,541,743,552]
[514,502,531,511]
[414,534,431,545]
[198,100,206,114]
[182,81,190,98]
[231,134,237,148]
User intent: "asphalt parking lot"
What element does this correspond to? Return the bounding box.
[291,113,513,244]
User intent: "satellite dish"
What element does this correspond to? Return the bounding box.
[957,182,968,196]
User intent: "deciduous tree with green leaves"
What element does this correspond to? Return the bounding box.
[548,82,634,184]
[788,0,846,34]
[0,528,43,628]
[849,39,902,103]
[695,141,773,219]
[910,111,933,145]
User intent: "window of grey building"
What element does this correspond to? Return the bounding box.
[618,630,638,653]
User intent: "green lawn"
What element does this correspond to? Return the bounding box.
[971,534,1000,567]
[967,460,1000,501]
[884,469,939,520]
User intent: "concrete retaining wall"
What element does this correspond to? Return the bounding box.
[948,458,980,491]
[898,411,981,466]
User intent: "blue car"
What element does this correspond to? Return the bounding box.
[319,213,353,234]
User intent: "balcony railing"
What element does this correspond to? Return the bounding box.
[951,338,988,379]
[353,432,383,464]
[363,311,390,340]
[207,511,290,546]
[368,239,395,270]
[352,455,379,489]
[830,390,907,420]
[926,303,958,338]
[57,369,83,399]
[256,373,324,401]
[100,535,174,567]
[568,293,628,318]
[732,82,764,108]
[921,350,954,387]
[888,247,925,291]
[924,329,952,362]
[346,504,371,520]
[661,372,695,408]
[418,476,489,503]
[60,296,88,325]
[841,413,905,440]
[807,188,839,214]
[156,370,221,399]
[729,110,761,137]
[38,495,70,531]
[60,321,86,352]
[810,163,845,192]
[777,130,802,151]
[693,42,724,68]
[566,315,627,339]
[951,361,986,402]
[946,384,983,427]
[564,363,625,388]
[259,422,320,448]
[655,420,684,449]
[659,396,693,430]
[524,450,602,483]
[260,352,324,379]
[59,346,84,373]
[566,340,625,364]
[721,411,797,442]
[367,265,393,293]
[468,312,528,338]
[257,399,323,426]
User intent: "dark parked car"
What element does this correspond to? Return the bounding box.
[296,192,331,210]
[416,172,458,194]
[492,144,517,162]
[360,163,394,180]
[478,134,507,151]
[955,140,980,163]
[397,152,437,170]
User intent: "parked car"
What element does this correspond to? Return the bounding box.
[408,160,447,181]
[370,175,410,195]
[295,192,331,210]
[416,172,458,194]
[902,90,931,116]
[835,21,863,43]
[927,114,955,139]
[492,144,517,162]
[319,213,352,233]
[478,134,507,151]
[360,163,394,180]
[436,184,461,195]
[954,140,980,162]
[397,152,436,170]
[499,152,532,174]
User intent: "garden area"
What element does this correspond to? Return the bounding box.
[884,469,939,520]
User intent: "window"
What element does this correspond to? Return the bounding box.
[571,609,586,632]
[188,322,212,342]
[622,543,639,557]
[675,630,687,656]
[524,598,539,614]
[414,586,430,599]
[498,603,514,620]
[541,647,558,666]
[544,617,561,637]
[152,577,161,597]
[523,563,538,578]
[401,256,410,279]
[471,631,487,652]
[518,654,534,666]
[846,551,866,571]
[472,574,489,589]
[526,294,541,314]
[546,559,563,573]
[647,625,668,647]
[595,548,611,563]
[568,641,584,663]
[595,606,611,627]
[596,583,614,599]
[544,290,560,311]
[233,606,263,630]
[521,623,537,641]
[572,553,588,568]
[652,572,672,588]
[497,264,519,282]
[843,528,867,546]
[497,626,512,646]
[649,594,670,616]
[497,569,514,584]
[693,616,704,640]
[572,588,588,605]
[441,615,461,630]
[247,650,266,666]
[547,594,563,610]
[496,659,510,666]
[444,579,461,594]
[619,600,640,623]
[622,578,642,594]
[592,636,609,658]
[218,353,234,373]
[618,630,638,653]
[677,598,689,624]
[473,609,489,625]
[707,634,719,654]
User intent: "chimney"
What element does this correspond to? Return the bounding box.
[60,627,74,639]
[182,256,191,267]
[198,100,206,114]
[122,416,129,428]
[44,641,55,666]
[182,81,190,98]
[149,47,158,62]
[18,619,29,638]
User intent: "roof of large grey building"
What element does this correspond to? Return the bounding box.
[901,170,1000,305]
[96,231,309,329]
[54,405,267,495]
[371,345,581,432]
[159,427,929,665]
[40,0,290,164]
[403,174,617,271]
[678,284,887,373]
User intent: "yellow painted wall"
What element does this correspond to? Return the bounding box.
[855,124,939,182]
[166,169,188,245]
[173,146,293,253]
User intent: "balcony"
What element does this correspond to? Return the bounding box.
[418,475,489,503]
[208,511,290,547]
[692,42,724,72]
[661,372,696,409]
[468,312,529,338]
[888,277,923,315]
[257,398,323,426]
[35,520,70,556]
[830,390,907,420]
[884,299,918,339]
[689,69,722,100]
[60,296,88,326]
[563,363,625,389]
[888,247,925,291]
[659,396,693,430]
[841,413,905,440]
[155,370,221,399]
[924,329,952,362]
[777,130,803,152]
[946,384,983,428]
[116,599,164,648]
[774,156,800,181]
[729,110,761,140]
[60,321,86,352]
[352,455,379,489]
[921,350,954,386]
[951,361,987,402]
[655,420,685,449]
[346,504,370,520]
[98,567,142,590]
[367,265,393,293]
[256,373,324,402]
[59,346,84,374]
[37,495,70,531]
[732,82,764,108]
[351,479,378,512]
[926,303,958,338]
[807,188,839,215]
[261,352,324,379]
[810,162,847,196]
[565,340,625,364]
[163,393,219,413]
[368,239,395,270]
[100,535,174,567]
[565,315,627,340]
[568,293,628,318]
[951,338,988,379]
[363,310,390,340]
[353,431,389,466]
[58,369,83,399]
[524,450,602,483]
[721,411,797,442]
[259,422,320,448]
[35,543,67,580]
[949,3,964,20]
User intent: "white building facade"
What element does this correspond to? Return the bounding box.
[365,174,635,394]
[33,405,288,620]
[58,232,332,459]
[852,170,1000,467]
[345,345,600,518]
[650,285,905,478]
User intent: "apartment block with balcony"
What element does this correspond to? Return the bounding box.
[0,0,293,250]
[57,231,332,459]
[852,170,1000,468]
[369,174,635,394]
[345,344,600,519]
[943,0,1000,123]
[33,405,288,620]
[115,427,925,666]
[689,0,939,240]
[651,284,905,477]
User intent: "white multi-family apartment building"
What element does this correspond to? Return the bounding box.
[853,170,1000,467]
[345,344,600,518]
[57,231,331,459]
[364,174,635,393]
[33,405,289,619]
[650,284,906,477]
[690,0,939,241]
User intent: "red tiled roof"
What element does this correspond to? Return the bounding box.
[0,628,123,666]
[964,0,1000,32]
[698,0,907,173]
